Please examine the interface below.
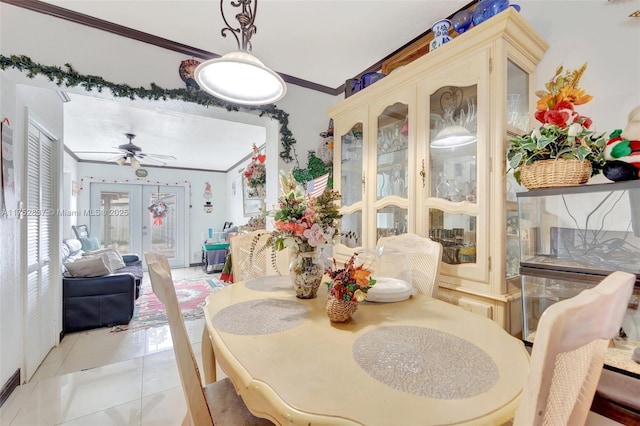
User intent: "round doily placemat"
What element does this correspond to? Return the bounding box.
[245,275,292,292]
[352,325,498,399]
[213,299,309,335]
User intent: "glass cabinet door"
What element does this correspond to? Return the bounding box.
[339,122,364,250]
[428,85,478,267]
[506,59,529,135]
[375,102,409,238]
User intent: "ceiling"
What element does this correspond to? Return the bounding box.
[36,0,471,171]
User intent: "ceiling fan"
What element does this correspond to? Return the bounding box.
[75,133,177,168]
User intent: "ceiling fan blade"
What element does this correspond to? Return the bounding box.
[139,153,177,160]
[139,156,167,166]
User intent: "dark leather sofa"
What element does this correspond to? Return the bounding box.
[62,239,143,333]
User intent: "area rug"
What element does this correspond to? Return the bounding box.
[112,276,228,332]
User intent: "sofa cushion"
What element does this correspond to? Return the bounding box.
[84,248,126,271]
[65,238,83,255]
[80,237,101,251]
[64,255,112,278]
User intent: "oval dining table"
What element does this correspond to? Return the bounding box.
[201,275,530,426]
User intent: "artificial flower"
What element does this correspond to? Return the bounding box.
[326,253,376,302]
[269,172,341,254]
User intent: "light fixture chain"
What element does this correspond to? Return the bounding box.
[220,0,258,52]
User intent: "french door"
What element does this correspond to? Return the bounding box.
[89,183,187,268]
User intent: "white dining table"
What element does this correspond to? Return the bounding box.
[201,275,530,425]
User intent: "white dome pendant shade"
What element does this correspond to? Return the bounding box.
[195,51,286,105]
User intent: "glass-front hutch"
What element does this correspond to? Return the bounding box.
[329,8,548,333]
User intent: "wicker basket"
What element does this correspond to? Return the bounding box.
[326,293,359,323]
[519,158,592,190]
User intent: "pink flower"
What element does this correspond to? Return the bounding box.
[303,223,326,247]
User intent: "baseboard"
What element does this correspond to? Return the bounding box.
[0,369,20,408]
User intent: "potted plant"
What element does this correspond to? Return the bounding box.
[507,63,608,189]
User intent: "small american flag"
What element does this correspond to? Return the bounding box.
[306,173,329,199]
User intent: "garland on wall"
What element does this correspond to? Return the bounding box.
[0,54,299,163]
[78,177,192,200]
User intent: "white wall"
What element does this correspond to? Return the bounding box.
[0,69,21,389]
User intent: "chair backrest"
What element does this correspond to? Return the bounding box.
[144,252,213,426]
[514,271,635,426]
[376,233,443,297]
[230,230,289,282]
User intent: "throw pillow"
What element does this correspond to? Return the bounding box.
[84,248,126,271]
[79,237,101,251]
[64,256,112,278]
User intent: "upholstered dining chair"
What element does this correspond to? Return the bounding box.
[514,271,635,426]
[144,252,273,426]
[376,233,443,297]
[230,230,289,282]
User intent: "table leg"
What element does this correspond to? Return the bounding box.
[201,323,216,384]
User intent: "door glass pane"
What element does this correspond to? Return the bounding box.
[429,209,476,265]
[376,206,408,240]
[148,191,176,259]
[341,123,363,206]
[340,211,362,248]
[377,103,408,200]
[507,60,529,131]
[100,191,130,254]
[430,85,477,203]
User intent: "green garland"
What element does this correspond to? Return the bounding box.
[0,54,298,163]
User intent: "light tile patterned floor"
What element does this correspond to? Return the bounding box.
[0,266,226,426]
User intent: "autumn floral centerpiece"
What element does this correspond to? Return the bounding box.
[507,63,607,189]
[270,172,341,299]
[244,144,266,197]
[325,253,377,322]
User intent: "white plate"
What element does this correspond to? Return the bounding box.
[366,277,415,303]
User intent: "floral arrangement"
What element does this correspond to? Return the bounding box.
[244,144,266,190]
[148,199,168,225]
[507,63,607,184]
[270,172,341,254]
[326,253,377,302]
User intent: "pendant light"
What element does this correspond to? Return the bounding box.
[195,0,287,105]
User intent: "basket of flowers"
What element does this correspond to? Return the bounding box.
[507,63,608,189]
[325,253,377,322]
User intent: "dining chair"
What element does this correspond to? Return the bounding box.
[513,270,635,426]
[144,252,273,426]
[376,233,443,297]
[230,230,289,282]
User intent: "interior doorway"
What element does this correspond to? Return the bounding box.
[89,183,188,268]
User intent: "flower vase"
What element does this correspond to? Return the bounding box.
[326,292,359,322]
[290,250,323,299]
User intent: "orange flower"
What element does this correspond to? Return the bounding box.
[536,93,555,111]
[558,86,592,106]
[352,268,371,286]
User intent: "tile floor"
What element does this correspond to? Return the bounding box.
[0,267,625,426]
[0,266,226,426]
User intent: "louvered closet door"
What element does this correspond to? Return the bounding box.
[25,120,56,380]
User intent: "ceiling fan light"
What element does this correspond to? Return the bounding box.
[130,157,141,169]
[116,157,127,166]
[195,51,287,105]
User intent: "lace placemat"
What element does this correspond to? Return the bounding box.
[245,275,292,292]
[213,299,309,335]
[352,325,498,399]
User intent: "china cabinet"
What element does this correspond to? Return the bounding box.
[517,181,640,378]
[328,8,548,333]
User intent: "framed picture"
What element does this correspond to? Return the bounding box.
[242,176,264,217]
